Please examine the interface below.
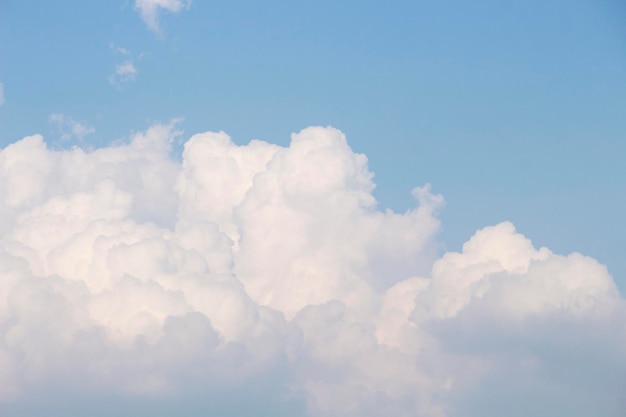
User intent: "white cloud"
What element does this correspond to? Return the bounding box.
[108,45,140,87]
[134,0,191,33]
[0,83,4,106]
[49,113,96,142]
[110,43,131,56]
[0,124,624,416]
[116,61,138,79]
[108,61,138,87]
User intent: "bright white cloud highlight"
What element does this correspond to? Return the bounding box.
[0,124,624,416]
[134,0,191,33]
[49,113,96,142]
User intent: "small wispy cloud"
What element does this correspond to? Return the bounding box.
[110,43,131,56]
[108,44,139,87]
[134,0,191,34]
[49,113,95,142]
[109,61,138,86]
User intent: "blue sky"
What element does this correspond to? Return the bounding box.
[2,1,625,288]
[1,1,626,416]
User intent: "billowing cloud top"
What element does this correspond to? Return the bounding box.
[0,125,624,416]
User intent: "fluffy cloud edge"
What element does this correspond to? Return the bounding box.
[0,123,624,417]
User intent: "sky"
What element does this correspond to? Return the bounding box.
[0,1,625,416]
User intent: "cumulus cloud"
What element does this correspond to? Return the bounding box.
[0,124,624,416]
[49,113,96,142]
[134,0,191,33]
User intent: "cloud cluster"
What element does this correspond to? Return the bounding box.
[0,124,624,416]
[134,0,191,33]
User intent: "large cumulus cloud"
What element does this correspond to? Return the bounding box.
[0,124,624,416]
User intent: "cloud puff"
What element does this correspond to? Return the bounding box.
[115,62,137,81]
[49,113,96,142]
[108,44,141,87]
[0,124,624,416]
[134,0,191,33]
[108,62,138,87]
